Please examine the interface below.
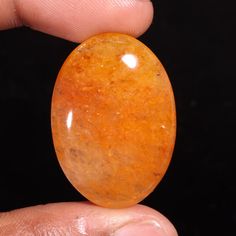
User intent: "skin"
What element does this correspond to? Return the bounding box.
[0,0,178,235]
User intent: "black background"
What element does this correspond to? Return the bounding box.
[0,0,235,235]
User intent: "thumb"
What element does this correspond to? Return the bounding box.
[0,201,177,236]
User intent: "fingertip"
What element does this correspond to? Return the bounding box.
[13,0,154,42]
[115,0,154,38]
[73,0,154,41]
[83,0,154,41]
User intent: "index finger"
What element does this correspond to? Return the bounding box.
[0,0,153,42]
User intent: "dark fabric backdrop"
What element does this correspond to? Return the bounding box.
[0,1,235,235]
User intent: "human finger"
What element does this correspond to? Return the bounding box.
[0,201,178,236]
[0,0,153,42]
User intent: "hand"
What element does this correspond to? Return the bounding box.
[0,0,178,235]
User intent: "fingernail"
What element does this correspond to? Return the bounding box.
[113,220,167,236]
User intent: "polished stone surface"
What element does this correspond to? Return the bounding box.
[51,33,176,208]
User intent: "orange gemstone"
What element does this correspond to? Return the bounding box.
[51,33,176,208]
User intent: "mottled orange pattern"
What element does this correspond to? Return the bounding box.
[51,33,176,208]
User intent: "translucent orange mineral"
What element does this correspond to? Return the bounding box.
[51,33,176,208]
